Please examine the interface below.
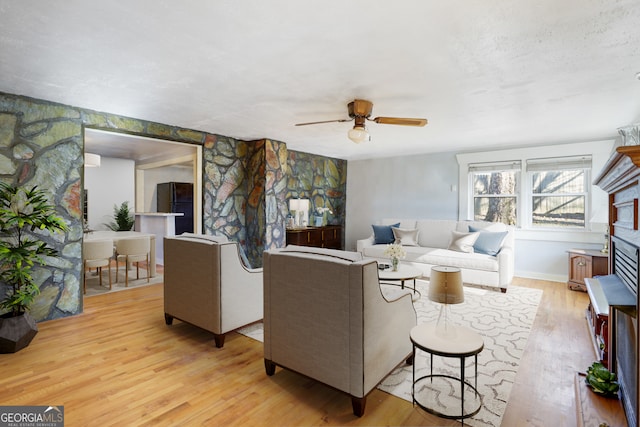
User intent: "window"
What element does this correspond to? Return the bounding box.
[526,156,591,229]
[469,161,520,226]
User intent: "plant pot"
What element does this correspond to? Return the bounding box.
[0,312,38,353]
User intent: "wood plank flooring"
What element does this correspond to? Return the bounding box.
[0,277,594,426]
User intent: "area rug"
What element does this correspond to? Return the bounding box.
[237,281,542,427]
[84,267,163,296]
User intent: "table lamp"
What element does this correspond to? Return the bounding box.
[428,266,464,333]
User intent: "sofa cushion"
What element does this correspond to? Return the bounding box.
[372,223,400,244]
[448,231,480,253]
[361,245,499,272]
[392,227,420,246]
[416,220,458,248]
[468,226,508,256]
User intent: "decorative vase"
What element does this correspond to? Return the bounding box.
[392,257,399,271]
[0,312,38,353]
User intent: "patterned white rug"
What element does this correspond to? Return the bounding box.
[237,281,542,427]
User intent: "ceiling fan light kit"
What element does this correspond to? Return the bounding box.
[348,126,370,143]
[295,99,427,143]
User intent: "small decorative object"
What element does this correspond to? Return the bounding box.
[0,183,68,353]
[601,226,609,254]
[384,243,406,272]
[316,206,333,226]
[105,201,135,231]
[585,361,619,397]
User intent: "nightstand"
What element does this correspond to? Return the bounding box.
[567,249,609,292]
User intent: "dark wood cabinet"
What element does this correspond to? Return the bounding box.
[567,249,609,292]
[285,226,342,249]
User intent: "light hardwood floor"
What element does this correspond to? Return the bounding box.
[0,277,593,426]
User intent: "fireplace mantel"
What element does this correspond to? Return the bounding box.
[593,128,640,427]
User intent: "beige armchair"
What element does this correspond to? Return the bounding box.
[163,233,263,348]
[263,245,417,417]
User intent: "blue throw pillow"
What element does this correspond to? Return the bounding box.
[468,226,508,256]
[372,223,400,244]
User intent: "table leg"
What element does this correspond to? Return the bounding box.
[412,344,416,404]
[460,356,465,420]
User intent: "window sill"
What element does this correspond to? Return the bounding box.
[515,228,606,244]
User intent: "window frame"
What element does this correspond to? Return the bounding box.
[468,160,521,226]
[523,156,592,230]
[456,141,612,235]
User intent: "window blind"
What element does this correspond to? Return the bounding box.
[468,160,522,173]
[526,155,592,172]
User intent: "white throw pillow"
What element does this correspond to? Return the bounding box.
[392,227,420,246]
[448,231,480,253]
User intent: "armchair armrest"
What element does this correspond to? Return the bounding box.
[497,246,514,288]
[356,236,375,253]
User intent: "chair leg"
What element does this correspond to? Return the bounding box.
[125,256,129,287]
[116,260,119,283]
[98,267,103,287]
[146,254,150,283]
[351,396,366,417]
[108,263,112,290]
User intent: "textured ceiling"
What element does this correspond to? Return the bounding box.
[1,0,639,160]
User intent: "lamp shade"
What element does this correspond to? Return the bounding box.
[348,126,370,143]
[85,153,101,168]
[428,266,464,304]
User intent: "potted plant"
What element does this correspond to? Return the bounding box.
[585,361,619,397]
[105,201,135,231]
[0,183,68,353]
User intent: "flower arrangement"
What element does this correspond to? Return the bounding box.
[316,207,333,215]
[384,243,406,271]
[384,243,406,259]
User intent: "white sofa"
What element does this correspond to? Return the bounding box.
[356,219,515,292]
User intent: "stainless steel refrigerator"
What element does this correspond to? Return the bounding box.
[157,182,193,235]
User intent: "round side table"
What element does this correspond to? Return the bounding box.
[410,322,484,421]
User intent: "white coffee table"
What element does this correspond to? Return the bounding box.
[378,263,422,298]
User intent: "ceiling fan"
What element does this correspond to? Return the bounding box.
[295,99,428,143]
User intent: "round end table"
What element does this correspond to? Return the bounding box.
[410,322,484,421]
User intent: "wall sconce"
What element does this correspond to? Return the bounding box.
[85,153,101,168]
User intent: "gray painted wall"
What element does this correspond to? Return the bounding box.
[345,148,609,283]
[345,151,459,251]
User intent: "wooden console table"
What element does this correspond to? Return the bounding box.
[567,249,609,292]
[285,225,342,249]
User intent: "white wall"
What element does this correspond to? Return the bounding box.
[346,140,615,283]
[84,157,135,230]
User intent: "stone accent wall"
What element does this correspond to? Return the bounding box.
[0,91,348,321]
[287,150,347,227]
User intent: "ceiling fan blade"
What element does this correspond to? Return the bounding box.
[295,119,352,126]
[372,117,428,127]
